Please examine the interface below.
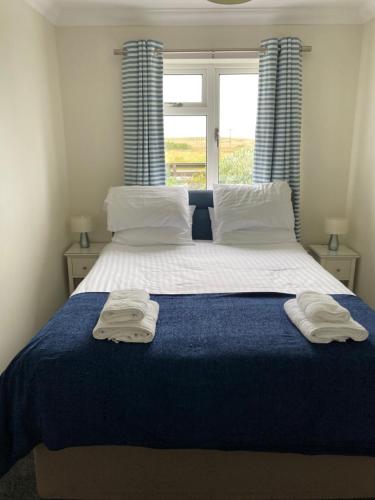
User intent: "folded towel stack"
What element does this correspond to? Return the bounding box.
[284,291,368,344]
[93,289,159,343]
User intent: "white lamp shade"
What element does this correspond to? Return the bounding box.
[325,217,348,235]
[70,215,93,233]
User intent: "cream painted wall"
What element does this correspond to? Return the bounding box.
[346,19,375,307]
[0,0,70,371]
[56,25,362,244]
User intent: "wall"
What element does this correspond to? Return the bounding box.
[346,18,375,307]
[0,0,70,371]
[56,24,362,244]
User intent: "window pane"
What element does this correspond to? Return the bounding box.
[164,116,207,190]
[164,74,203,103]
[219,74,258,184]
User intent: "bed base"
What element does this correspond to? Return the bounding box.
[34,444,375,500]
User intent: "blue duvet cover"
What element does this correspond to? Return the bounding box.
[1,292,375,477]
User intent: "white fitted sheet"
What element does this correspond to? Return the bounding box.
[73,241,352,296]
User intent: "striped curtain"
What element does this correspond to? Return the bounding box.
[122,40,166,185]
[253,37,302,239]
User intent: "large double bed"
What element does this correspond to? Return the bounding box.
[2,191,375,499]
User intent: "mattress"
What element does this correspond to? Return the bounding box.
[74,241,351,295]
[3,242,374,480]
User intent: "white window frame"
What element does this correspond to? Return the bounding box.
[164,60,259,188]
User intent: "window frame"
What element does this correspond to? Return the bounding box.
[164,60,259,189]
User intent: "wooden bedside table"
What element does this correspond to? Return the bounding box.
[64,243,106,294]
[309,244,359,291]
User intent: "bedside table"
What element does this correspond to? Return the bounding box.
[64,243,106,294]
[309,244,359,291]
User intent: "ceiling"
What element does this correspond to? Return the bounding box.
[27,0,375,26]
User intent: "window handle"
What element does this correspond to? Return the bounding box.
[215,127,220,148]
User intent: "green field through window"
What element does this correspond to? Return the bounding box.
[166,137,254,189]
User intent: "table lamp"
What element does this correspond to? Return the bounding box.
[71,215,93,248]
[325,217,348,252]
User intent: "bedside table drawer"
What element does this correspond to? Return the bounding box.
[72,257,96,277]
[325,259,351,280]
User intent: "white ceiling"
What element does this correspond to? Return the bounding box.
[27,0,375,26]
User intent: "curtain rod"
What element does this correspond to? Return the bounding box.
[113,46,312,57]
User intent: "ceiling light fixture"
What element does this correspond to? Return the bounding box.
[208,0,252,4]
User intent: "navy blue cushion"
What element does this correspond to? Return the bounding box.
[189,190,213,240]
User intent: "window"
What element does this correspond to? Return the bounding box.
[164,74,203,104]
[164,62,259,189]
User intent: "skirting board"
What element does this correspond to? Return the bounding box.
[34,444,375,500]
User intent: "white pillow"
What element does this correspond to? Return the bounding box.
[105,186,190,232]
[208,208,296,245]
[112,206,196,246]
[213,181,295,235]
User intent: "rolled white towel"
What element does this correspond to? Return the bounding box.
[100,289,150,323]
[296,290,351,323]
[284,299,368,344]
[93,300,159,343]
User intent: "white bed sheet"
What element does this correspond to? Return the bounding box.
[73,241,352,296]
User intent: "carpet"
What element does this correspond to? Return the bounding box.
[0,454,41,500]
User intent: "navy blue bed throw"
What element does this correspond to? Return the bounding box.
[1,292,375,477]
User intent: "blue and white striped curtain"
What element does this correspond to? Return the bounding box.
[122,40,166,185]
[253,37,302,239]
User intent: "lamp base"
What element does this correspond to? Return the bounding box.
[80,232,90,248]
[328,234,339,252]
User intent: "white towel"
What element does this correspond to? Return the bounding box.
[284,299,368,344]
[296,290,351,323]
[100,289,150,323]
[93,300,159,343]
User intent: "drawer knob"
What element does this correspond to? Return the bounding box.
[83,266,87,270]
[336,268,341,273]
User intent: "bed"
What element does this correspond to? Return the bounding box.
[2,190,375,499]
